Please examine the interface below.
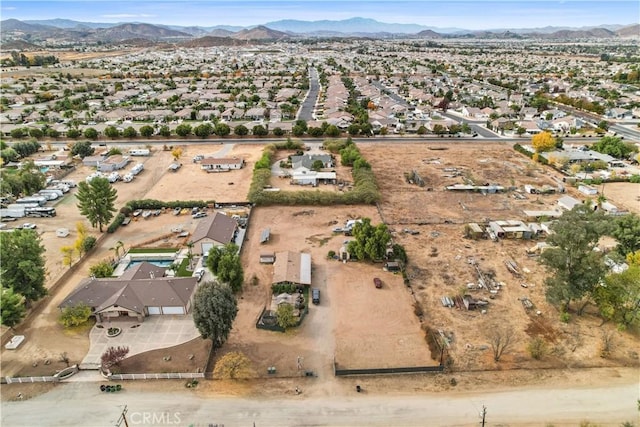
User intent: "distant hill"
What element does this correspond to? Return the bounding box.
[415,29,442,38]
[617,24,640,38]
[543,28,616,39]
[0,18,55,33]
[0,39,42,50]
[265,17,431,34]
[23,18,115,29]
[90,23,191,42]
[180,36,251,48]
[208,28,235,37]
[231,25,290,40]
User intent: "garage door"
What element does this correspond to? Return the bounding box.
[161,306,185,315]
[147,307,161,315]
[201,243,214,256]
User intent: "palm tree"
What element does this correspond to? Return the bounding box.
[110,240,125,260]
[186,241,194,270]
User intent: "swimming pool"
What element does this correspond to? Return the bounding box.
[125,259,175,270]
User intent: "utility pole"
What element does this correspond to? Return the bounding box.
[116,405,129,427]
[480,405,486,427]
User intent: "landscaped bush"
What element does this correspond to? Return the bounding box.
[273,138,303,150]
[107,213,125,233]
[271,283,298,294]
[126,199,212,210]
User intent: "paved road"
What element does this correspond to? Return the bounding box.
[297,66,320,121]
[1,380,637,426]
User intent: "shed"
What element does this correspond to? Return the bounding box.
[557,196,581,211]
[260,228,270,244]
[465,223,485,239]
[383,261,401,272]
[578,185,598,196]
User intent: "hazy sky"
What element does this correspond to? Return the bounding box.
[1,1,638,29]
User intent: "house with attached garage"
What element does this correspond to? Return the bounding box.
[58,262,197,322]
[189,212,238,256]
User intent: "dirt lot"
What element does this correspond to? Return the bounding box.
[2,140,638,384]
[360,142,640,371]
[598,181,640,214]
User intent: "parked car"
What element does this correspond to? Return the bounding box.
[192,212,207,219]
[373,277,382,289]
[312,288,320,305]
[194,268,205,282]
[173,207,181,216]
[21,223,37,229]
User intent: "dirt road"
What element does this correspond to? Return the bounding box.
[1,377,637,426]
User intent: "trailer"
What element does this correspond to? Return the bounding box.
[0,207,26,218]
[38,192,58,201]
[129,149,150,156]
[40,189,64,198]
[15,196,47,206]
[131,163,144,175]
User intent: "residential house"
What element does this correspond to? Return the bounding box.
[97,155,130,172]
[291,154,333,169]
[605,108,632,120]
[272,251,311,286]
[190,212,238,256]
[200,157,244,172]
[58,262,198,322]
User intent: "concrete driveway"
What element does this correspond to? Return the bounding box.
[82,315,200,367]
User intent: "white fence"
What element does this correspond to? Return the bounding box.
[108,372,204,381]
[5,376,57,384]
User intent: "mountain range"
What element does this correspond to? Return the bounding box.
[1,18,638,46]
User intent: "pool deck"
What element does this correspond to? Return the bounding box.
[112,251,182,277]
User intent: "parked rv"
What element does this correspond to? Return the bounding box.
[122,173,134,183]
[129,149,150,156]
[131,163,144,175]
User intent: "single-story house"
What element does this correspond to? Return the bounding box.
[272,251,311,286]
[97,155,130,172]
[58,262,197,322]
[291,168,337,186]
[190,212,238,256]
[200,157,244,172]
[290,154,333,170]
[82,154,108,167]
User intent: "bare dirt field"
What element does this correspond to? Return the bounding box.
[225,204,434,377]
[2,140,638,390]
[598,181,640,214]
[360,141,640,371]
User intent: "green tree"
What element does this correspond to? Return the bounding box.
[206,243,243,292]
[28,128,43,139]
[540,204,610,314]
[194,123,213,139]
[0,229,47,304]
[192,281,238,349]
[175,123,192,137]
[70,140,94,159]
[311,159,324,171]
[591,136,638,159]
[67,128,81,139]
[83,127,98,140]
[234,125,248,136]
[159,125,171,137]
[0,287,26,328]
[272,127,284,137]
[325,125,340,137]
[593,266,640,329]
[122,126,137,138]
[139,125,154,138]
[104,126,120,139]
[89,260,115,278]
[276,303,297,330]
[76,177,117,232]
[214,123,230,137]
[347,218,392,261]
[47,128,60,138]
[10,128,25,139]
[612,214,640,257]
[81,235,97,254]
[58,303,91,328]
[252,124,268,136]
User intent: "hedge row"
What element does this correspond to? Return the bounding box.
[248,138,380,206]
[513,143,549,165]
[107,213,125,233]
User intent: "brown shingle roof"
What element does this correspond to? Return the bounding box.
[190,212,237,246]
